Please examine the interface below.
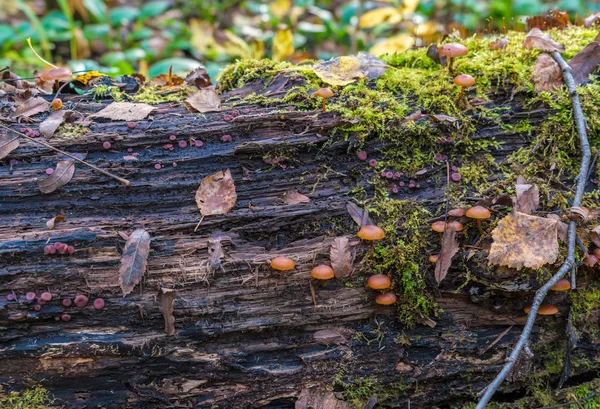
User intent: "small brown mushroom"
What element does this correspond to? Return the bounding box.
[447,221,463,232]
[357,225,385,241]
[311,264,334,280]
[40,67,72,82]
[551,279,571,291]
[376,292,397,305]
[431,221,445,240]
[453,74,475,106]
[524,304,558,315]
[583,254,598,267]
[429,254,439,263]
[367,274,391,290]
[466,206,491,235]
[270,256,295,278]
[438,43,468,73]
[314,88,334,112]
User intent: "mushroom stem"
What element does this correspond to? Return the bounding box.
[321,98,326,112]
[476,220,484,235]
[456,86,465,106]
[448,57,454,74]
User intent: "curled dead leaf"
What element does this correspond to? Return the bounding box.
[0,133,19,160]
[330,236,355,279]
[435,224,459,285]
[186,89,221,113]
[13,96,49,118]
[547,214,568,243]
[523,28,565,53]
[195,169,237,218]
[40,110,68,138]
[567,206,589,222]
[488,212,559,270]
[158,288,176,336]
[514,179,539,215]
[119,229,151,296]
[532,53,562,93]
[569,41,600,85]
[490,37,509,50]
[346,202,373,227]
[46,215,66,230]
[38,160,75,194]
[184,66,212,88]
[282,190,309,205]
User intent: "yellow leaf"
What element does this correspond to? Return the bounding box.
[190,18,215,55]
[272,28,294,62]
[252,40,265,59]
[369,34,415,56]
[359,7,403,29]
[313,53,388,86]
[270,0,291,20]
[222,30,254,59]
[74,71,106,85]
[401,0,420,16]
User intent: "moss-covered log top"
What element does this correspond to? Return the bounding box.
[1,26,600,408]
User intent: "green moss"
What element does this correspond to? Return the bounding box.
[571,283,600,323]
[333,372,409,409]
[133,85,195,104]
[216,58,295,92]
[0,385,53,409]
[56,124,90,139]
[89,85,125,101]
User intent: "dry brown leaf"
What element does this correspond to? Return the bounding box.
[40,110,68,138]
[0,133,19,160]
[568,206,589,222]
[313,52,388,86]
[404,109,423,122]
[426,44,446,66]
[569,41,600,85]
[523,28,565,53]
[38,160,75,194]
[282,190,309,205]
[490,37,509,50]
[313,327,354,345]
[514,179,539,215]
[435,224,459,285]
[184,66,212,88]
[149,73,184,88]
[330,236,354,279]
[532,53,562,92]
[119,229,151,296]
[46,215,66,230]
[208,232,226,270]
[488,212,559,270]
[583,13,600,28]
[158,288,176,336]
[92,102,154,121]
[295,388,353,409]
[547,214,568,242]
[13,97,49,118]
[346,202,373,227]
[186,89,221,113]
[426,114,459,123]
[591,225,600,248]
[195,169,237,217]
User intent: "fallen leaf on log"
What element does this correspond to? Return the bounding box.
[13,96,49,118]
[184,66,212,88]
[488,212,559,270]
[547,214,568,243]
[426,114,458,123]
[295,388,353,409]
[186,89,221,113]
[346,202,372,227]
[490,37,509,50]
[282,189,309,205]
[313,327,354,345]
[0,133,19,160]
[158,288,176,336]
[38,160,75,194]
[567,206,589,222]
[569,41,600,85]
[591,225,600,248]
[119,229,151,296]
[523,28,565,53]
[514,178,539,214]
[404,109,423,122]
[584,13,600,28]
[330,236,354,279]
[208,232,226,270]
[40,110,68,138]
[435,223,459,285]
[195,169,237,218]
[92,102,154,121]
[313,52,388,86]
[149,73,184,88]
[532,53,562,92]
[46,215,66,230]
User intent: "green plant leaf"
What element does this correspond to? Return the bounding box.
[42,11,70,31]
[83,24,110,39]
[109,6,140,26]
[84,0,108,23]
[100,51,125,66]
[124,48,146,61]
[149,58,202,77]
[140,1,171,19]
[0,25,15,45]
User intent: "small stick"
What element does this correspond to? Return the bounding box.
[193,214,205,232]
[0,123,130,187]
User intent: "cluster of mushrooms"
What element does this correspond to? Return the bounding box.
[438,43,476,106]
[269,224,396,306]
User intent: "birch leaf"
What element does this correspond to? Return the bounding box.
[195,169,237,217]
[435,224,459,285]
[282,190,309,205]
[92,102,154,121]
[158,288,176,336]
[38,160,75,194]
[523,28,565,53]
[346,202,373,227]
[0,133,19,160]
[13,97,49,118]
[186,89,221,113]
[532,53,562,93]
[330,236,354,278]
[40,110,68,138]
[119,229,151,296]
[514,179,539,215]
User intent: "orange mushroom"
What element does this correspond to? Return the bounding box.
[551,279,571,291]
[367,274,391,290]
[311,264,334,280]
[51,98,63,110]
[447,221,463,232]
[454,74,476,106]
[40,67,72,82]
[357,225,385,241]
[376,292,397,305]
[524,304,559,315]
[429,254,439,263]
[583,254,598,267]
[466,206,491,235]
[271,256,295,278]
[314,88,334,112]
[437,43,468,73]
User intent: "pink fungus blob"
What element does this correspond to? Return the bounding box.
[154,163,161,170]
[37,298,46,305]
[357,151,367,161]
[264,157,272,164]
[392,187,399,193]
[178,140,187,148]
[127,122,136,129]
[446,137,454,143]
[385,171,393,179]
[232,110,240,117]
[67,245,75,255]
[93,298,105,309]
[47,246,57,255]
[74,295,88,308]
[434,153,444,161]
[409,183,415,188]
[172,162,177,167]
[289,165,295,169]
[451,172,462,182]
[45,168,54,175]
[44,245,52,255]
[272,157,280,164]
[61,314,71,321]
[53,242,62,249]
[26,292,36,301]
[63,298,72,307]
[6,293,15,301]
[132,152,139,157]
[242,108,250,114]
[41,292,52,301]
[127,148,133,152]
[169,135,177,141]
[58,245,69,255]
[368,159,377,167]
[103,141,111,150]
[194,140,203,148]
[399,181,405,186]
[380,171,386,177]
[34,305,41,311]
[55,316,60,321]
[221,135,232,142]
[223,114,233,121]
[451,165,458,171]
[394,172,402,179]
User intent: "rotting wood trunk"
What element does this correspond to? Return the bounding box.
[0,73,599,409]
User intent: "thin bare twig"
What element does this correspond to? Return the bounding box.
[535,393,598,409]
[0,122,131,187]
[475,51,591,408]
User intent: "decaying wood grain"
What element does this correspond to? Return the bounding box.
[0,72,599,409]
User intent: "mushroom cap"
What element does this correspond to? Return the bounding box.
[357,225,385,240]
[270,256,295,271]
[466,205,491,219]
[25,292,36,301]
[74,294,89,307]
[551,278,571,291]
[314,88,334,98]
[62,298,72,307]
[93,298,105,309]
[454,74,476,87]
[40,67,72,82]
[431,221,446,233]
[376,292,397,305]
[429,254,439,263]
[448,208,467,218]
[61,313,71,321]
[583,254,598,267]
[367,274,391,290]
[311,264,335,280]
[448,221,464,232]
[524,304,559,315]
[40,291,52,301]
[438,43,468,58]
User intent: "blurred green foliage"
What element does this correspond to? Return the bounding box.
[0,0,597,78]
